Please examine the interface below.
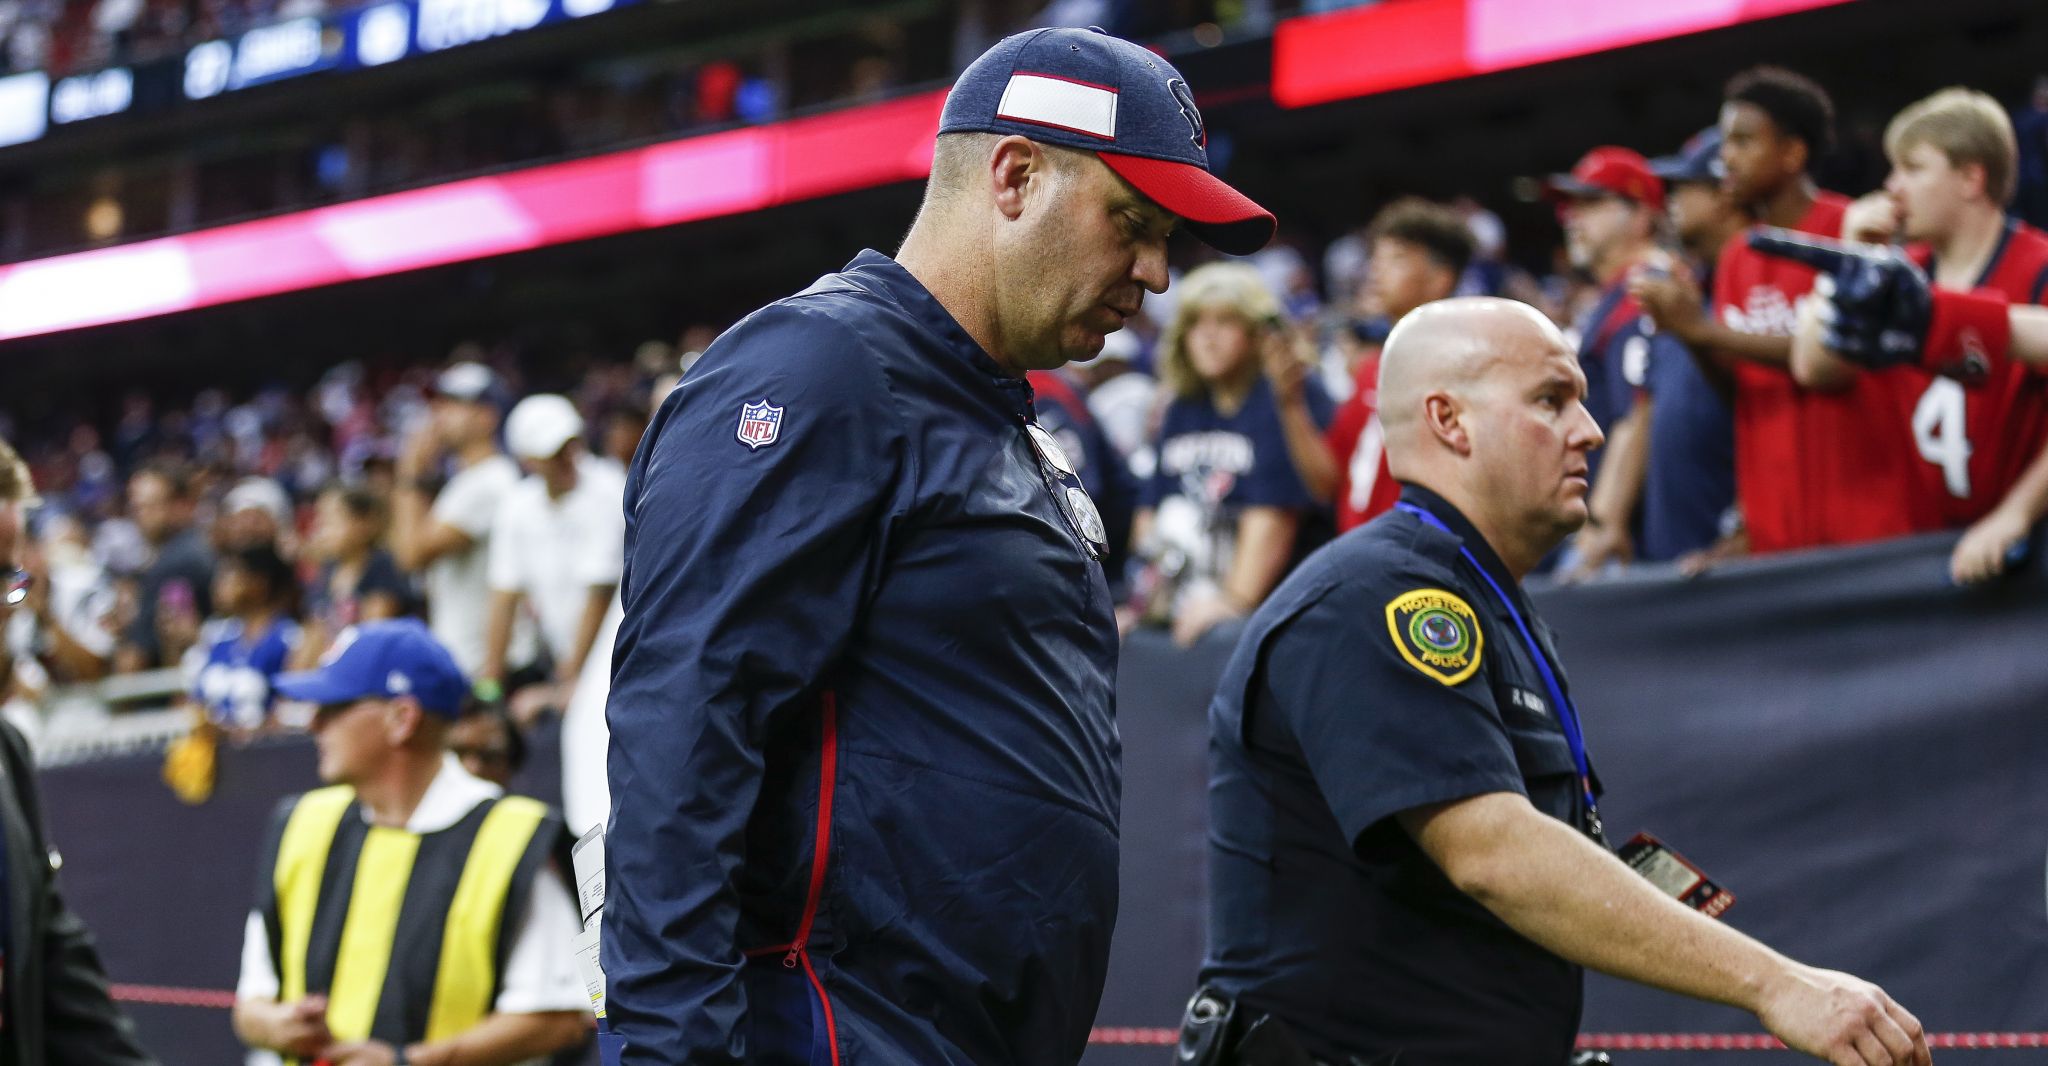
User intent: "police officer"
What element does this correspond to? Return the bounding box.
[603,27,1274,1066]
[1184,298,1930,1066]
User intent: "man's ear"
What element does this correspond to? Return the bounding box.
[1783,137,1811,184]
[1961,159,1991,205]
[385,697,427,746]
[1424,392,1472,456]
[990,135,1047,222]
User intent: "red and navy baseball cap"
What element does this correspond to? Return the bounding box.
[939,27,1275,255]
[274,618,470,717]
[1544,146,1665,212]
[1650,127,1725,186]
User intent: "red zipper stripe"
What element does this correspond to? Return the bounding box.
[798,948,843,1065]
[740,690,841,963]
[784,690,838,966]
[737,690,842,1062]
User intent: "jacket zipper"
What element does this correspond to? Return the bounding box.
[738,691,842,1064]
[783,690,838,967]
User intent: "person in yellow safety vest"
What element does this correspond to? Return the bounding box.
[231,619,589,1066]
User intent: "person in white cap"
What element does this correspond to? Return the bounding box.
[218,476,297,557]
[391,362,538,688]
[480,393,624,728]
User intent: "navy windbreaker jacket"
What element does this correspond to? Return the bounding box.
[602,250,1123,1065]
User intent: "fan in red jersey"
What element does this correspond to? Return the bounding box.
[1634,67,1933,556]
[1789,87,2048,583]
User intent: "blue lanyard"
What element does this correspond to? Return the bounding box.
[1396,503,1603,839]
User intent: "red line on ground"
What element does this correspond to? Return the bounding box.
[109,984,239,1009]
[96,991,2048,1051]
[1085,1027,2048,1049]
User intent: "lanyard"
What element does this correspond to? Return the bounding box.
[1395,503,1603,841]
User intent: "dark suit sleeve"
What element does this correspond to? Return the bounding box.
[0,722,159,1066]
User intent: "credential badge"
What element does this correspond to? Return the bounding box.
[736,400,784,450]
[1066,486,1108,549]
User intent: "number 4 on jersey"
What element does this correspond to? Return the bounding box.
[1912,377,1971,499]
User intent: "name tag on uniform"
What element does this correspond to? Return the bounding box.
[1617,832,1735,919]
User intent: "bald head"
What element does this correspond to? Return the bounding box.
[1377,296,1601,576]
[1379,297,1571,467]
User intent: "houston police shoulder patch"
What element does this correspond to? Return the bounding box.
[1384,588,1483,686]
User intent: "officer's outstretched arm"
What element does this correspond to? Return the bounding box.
[1399,793,1930,1066]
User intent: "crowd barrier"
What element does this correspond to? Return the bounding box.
[34,530,2048,1063]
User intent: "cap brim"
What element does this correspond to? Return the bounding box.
[1098,152,1275,256]
[1648,157,1713,183]
[512,431,578,462]
[273,668,369,708]
[1541,174,1609,204]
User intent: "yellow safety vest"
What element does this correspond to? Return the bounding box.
[257,785,560,1062]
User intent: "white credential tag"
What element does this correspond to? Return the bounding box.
[572,824,607,925]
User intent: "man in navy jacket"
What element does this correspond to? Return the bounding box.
[601,26,1274,1066]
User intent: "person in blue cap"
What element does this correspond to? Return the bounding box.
[1185,298,1927,1066]
[1623,126,1746,570]
[232,619,588,1066]
[602,25,1274,1066]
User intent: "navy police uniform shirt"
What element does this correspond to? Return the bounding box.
[603,251,1121,1066]
[1201,484,1600,1065]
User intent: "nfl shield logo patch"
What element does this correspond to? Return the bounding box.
[735,400,783,450]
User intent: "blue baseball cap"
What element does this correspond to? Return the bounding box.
[274,619,469,718]
[1650,127,1725,186]
[939,27,1275,255]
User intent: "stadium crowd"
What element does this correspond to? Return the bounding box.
[3,62,2048,761]
[8,0,1319,262]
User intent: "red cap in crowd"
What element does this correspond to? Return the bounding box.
[1544,146,1665,212]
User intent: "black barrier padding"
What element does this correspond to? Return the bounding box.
[1081,530,2048,1065]
[30,531,2048,1065]
[1557,532,2048,1060]
[1083,623,1243,1066]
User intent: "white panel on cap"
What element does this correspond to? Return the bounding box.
[996,74,1117,140]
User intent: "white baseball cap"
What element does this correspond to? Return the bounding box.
[505,394,583,461]
[434,361,500,403]
[221,477,292,526]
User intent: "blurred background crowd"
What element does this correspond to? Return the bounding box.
[6,9,2048,755]
[10,50,2048,739]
